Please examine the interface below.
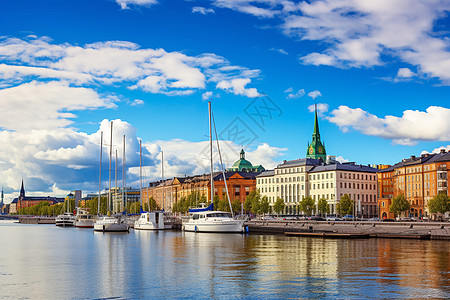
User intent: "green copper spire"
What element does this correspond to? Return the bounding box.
[306,103,327,160]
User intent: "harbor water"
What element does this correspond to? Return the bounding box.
[0,220,449,299]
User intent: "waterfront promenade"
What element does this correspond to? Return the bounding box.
[247,220,450,240]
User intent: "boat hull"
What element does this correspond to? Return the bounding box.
[134,212,170,230]
[94,216,129,232]
[75,220,94,228]
[183,220,245,233]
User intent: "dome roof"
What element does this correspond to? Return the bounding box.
[231,158,253,170]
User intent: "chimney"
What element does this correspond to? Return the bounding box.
[411,155,416,160]
[440,149,446,154]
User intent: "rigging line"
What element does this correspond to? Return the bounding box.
[211,110,234,217]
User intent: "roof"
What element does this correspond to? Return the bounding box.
[378,152,449,172]
[256,170,275,178]
[213,171,261,180]
[310,163,378,173]
[277,158,322,168]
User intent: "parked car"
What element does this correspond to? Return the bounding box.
[326,216,343,221]
[307,215,326,221]
[368,217,381,222]
[382,218,395,222]
[343,215,355,220]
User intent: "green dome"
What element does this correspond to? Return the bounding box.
[228,149,263,172]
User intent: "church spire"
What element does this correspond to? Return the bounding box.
[20,180,25,199]
[306,103,326,160]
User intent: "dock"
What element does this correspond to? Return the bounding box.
[247,220,450,240]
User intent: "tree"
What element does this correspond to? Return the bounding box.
[389,194,410,219]
[260,196,270,216]
[273,197,285,215]
[244,190,261,215]
[339,194,354,216]
[300,196,315,216]
[317,198,330,216]
[231,198,241,214]
[428,193,450,220]
[148,197,160,211]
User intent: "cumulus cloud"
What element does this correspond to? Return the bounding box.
[131,99,144,106]
[189,0,450,85]
[285,88,305,99]
[202,91,213,101]
[308,103,329,117]
[0,81,115,131]
[308,90,321,99]
[327,105,450,145]
[421,145,450,155]
[116,0,158,9]
[397,68,416,79]
[192,7,215,15]
[0,36,261,97]
[216,78,260,97]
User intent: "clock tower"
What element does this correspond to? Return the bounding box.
[306,103,327,161]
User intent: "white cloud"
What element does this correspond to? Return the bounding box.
[327,105,450,145]
[131,99,144,106]
[335,156,349,163]
[284,87,293,93]
[192,7,215,15]
[308,103,329,117]
[0,81,115,131]
[198,0,450,84]
[397,68,415,79]
[216,78,260,97]
[116,0,158,9]
[202,91,213,101]
[421,145,450,155]
[308,90,322,99]
[270,48,288,55]
[286,88,305,99]
[0,36,260,98]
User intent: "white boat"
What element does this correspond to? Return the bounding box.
[183,211,245,233]
[94,215,129,232]
[134,211,171,230]
[55,213,76,227]
[182,102,245,234]
[74,208,94,228]
[134,143,172,230]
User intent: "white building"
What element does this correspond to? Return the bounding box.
[256,159,378,217]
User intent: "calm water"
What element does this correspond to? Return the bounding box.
[0,220,449,299]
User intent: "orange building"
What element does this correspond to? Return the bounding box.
[377,150,450,219]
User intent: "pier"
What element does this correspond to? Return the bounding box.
[246,220,450,240]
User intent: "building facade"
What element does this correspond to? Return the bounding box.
[377,150,450,219]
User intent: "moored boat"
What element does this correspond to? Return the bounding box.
[94,215,129,232]
[183,211,245,233]
[74,208,94,228]
[55,213,75,227]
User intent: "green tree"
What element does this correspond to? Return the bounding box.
[244,190,261,215]
[260,196,270,216]
[428,193,450,220]
[231,198,242,214]
[148,197,160,211]
[389,194,410,219]
[339,194,354,215]
[273,197,285,215]
[317,198,330,216]
[300,196,315,216]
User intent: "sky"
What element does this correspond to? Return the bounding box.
[0,0,449,202]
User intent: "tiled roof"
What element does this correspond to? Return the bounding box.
[256,170,275,178]
[310,163,378,173]
[277,158,322,168]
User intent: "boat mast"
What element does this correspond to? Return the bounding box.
[115,149,118,213]
[212,110,234,217]
[209,101,214,207]
[123,135,126,213]
[139,140,143,210]
[98,131,103,215]
[109,121,113,214]
[162,150,165,211]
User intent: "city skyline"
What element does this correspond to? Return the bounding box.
[1,0,450,201]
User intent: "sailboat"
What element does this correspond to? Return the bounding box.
[134,143,170,230]
[56,196,76,227]
[94,121,130,232]
[182,102,246,233]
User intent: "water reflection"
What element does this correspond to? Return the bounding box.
[0,221,448,299]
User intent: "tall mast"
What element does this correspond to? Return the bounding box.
[98,131,103,215]
[209,101,214,205]
[123,135,126,213]
[139,140,143,209]
[162,150,165,211]
[109,121,113,213]
[115,149,118,213]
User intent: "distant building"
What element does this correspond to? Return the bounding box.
[14,180,64,212]
[377,150,450,220]
[227,149,265,172]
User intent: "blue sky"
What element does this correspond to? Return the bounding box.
[1,0,449,201]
